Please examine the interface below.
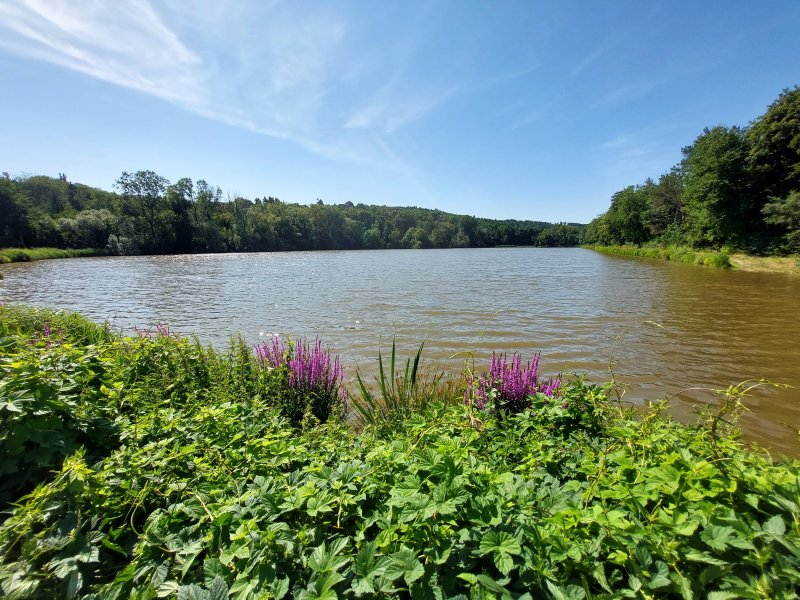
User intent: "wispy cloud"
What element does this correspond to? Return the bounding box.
[345,86,459,134]
[569,45,609,79]
[594,80,658,108]
[595,132,674,181]
[0,0,440,172]
[512,94,565,129]
[0,0,202,104]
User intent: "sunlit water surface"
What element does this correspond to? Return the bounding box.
[2,248,799,455]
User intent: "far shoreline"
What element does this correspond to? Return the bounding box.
[2,245,799,276]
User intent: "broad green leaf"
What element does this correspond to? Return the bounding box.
[478,531,522,557]
[476,574,512,599]
[152,561,170,588]
[65,570,82,600]
[648,561,671,589]
[700,525,736,551]
[762,515,785,536]
[592,564,612,593]
[545,580,585,600]
[208,576,229,600]
[383,547,424,587]
[203,559,226,586]
[270,577,290,600]
[309,541,350,573]
[176,584,207,600]
[707,593,740,600]
[673,519,700,536]
[456,573,478,585]
[494,552,514,576]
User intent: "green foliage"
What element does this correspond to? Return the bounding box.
[681,126,755,248]
[353,339,447,430]
[606,186,651,245]
[0,247,106,263]
[1,307,799,599]
[763,190,800,253]
[586,244,731,268]
[585,84,800,255]
[0,172,582,257]
[747,85,800,201]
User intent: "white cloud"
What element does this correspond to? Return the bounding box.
[0,0,202,104]
[0,0,454,173]
[345,87,458,134]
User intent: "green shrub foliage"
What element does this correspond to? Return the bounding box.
[0,307,798,599]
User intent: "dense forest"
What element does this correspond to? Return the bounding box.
[0,171,581,254]
[582,86,800,254]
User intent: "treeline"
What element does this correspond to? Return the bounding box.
[582,85,800,254]
[0,171,582,254]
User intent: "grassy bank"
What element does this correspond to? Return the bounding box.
[0,247,108,264]
[1,306,799,599]
[585,244,732,268]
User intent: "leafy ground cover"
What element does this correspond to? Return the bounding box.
[0,305,799,599]
[585,245,731,269]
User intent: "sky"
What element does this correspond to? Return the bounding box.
[0,1,799,223]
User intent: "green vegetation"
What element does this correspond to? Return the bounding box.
[583,86,800,257]
[0,171,581,256]
[1,305,799,599]
[0,247,107,264]
[586,245,732,268]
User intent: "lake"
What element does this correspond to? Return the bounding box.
[2,247,799,455]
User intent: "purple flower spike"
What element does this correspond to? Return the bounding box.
[254,336,348,416]
[466,351,560,412]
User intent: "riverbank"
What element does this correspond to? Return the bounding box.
[1,305,798,598]
[587,244,800,274]
[585,244,732,268]
[729,253,800,274]
[0,247,108,264]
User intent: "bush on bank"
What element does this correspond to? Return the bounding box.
[585,245,732,268]
[0,248,107,264]
[0,306,798,599]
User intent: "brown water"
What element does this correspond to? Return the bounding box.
[1,248,798,455]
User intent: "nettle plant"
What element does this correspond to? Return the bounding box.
[255,337,348,426]
[465,351,561,413]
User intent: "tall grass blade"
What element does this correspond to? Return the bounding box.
[377,348,389,405]
[353,371,378,425]
[390,337,397,396]
[410,340,424,394]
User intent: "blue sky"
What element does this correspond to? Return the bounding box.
[0,1,798,223]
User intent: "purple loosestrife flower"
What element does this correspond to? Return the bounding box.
[466,351,560,413]
[255,336,348,420]
[255,336,287,369]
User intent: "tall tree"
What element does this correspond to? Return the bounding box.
[605,186,650,245]
[762,191,800,253]
[747,86,800,201]
[166,178,195,253]
[115,170,171,253]
[646,170,684,239]
[0,178,30,247]
[680,126,752,248]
